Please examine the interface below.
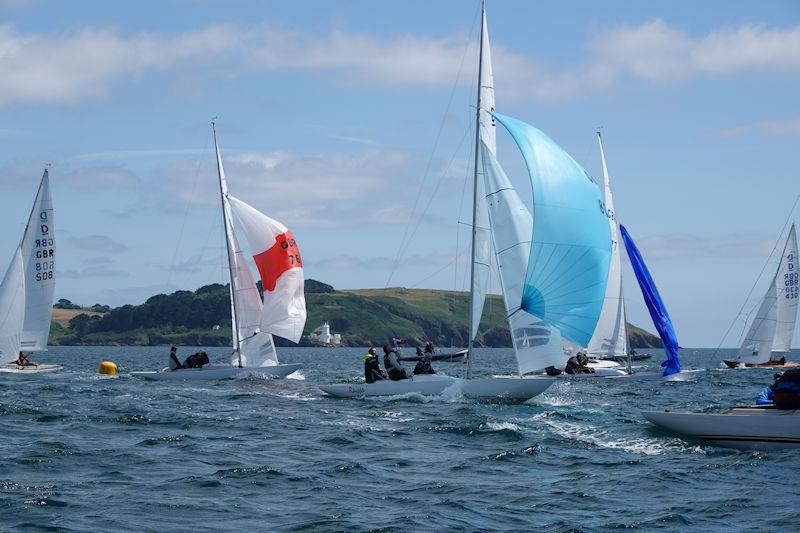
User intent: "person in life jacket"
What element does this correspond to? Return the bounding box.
[168,345,183,370]
[565,351,595,375]
[413,353,435,376]
[183,351,210,369]
[755,373,782,405]
[773,368,800,410]
[363,346,386,384]
[424,341,435,355]
[415,345,424,357]
[383,344,408,381]
[15,352,33,366]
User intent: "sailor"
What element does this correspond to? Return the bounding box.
[183,351,210,369]
[383,344,408,381]
[416,345,424,357]
[424,341,435,355]
[565,351,595,375]
[363,346,386,384]
[413,352,435,375]
[15,352,33,367]
[755,373,781,405]
[773,368,800,410]
[168,345,183,370]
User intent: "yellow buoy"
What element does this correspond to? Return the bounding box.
[98,361,117,376]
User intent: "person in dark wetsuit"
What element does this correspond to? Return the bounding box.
[15,352,35,367]
[183,351,210,369]
[364,347,386,384]
[416,345,424,358]
[773,369,800,410]
[413,353,435,375]
[383,344,408,381]
[424,341,435,355]
[168,346,183,370]
[565,351,595,375]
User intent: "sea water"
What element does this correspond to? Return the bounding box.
[0,346,797,531]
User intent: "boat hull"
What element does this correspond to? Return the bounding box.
[1,363,62,374]
[131,363,303,381]
[722,359,800,369]
[643,407,800,450]
[400,349,468,362]
[319,374,554,401]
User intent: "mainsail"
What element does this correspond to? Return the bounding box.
[227,196,307,344]
[481,141,564,373]
[491,111,611,347]
[19,170,55,352]
[620,225,681,376]
[587,133,627,357]
[736,225,797,364]
[0,249,25,364]
[213,126,279,367]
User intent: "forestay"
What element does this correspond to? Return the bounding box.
[0,249,25,365]
[587,134,627,357]
[227,196,307,344]
[20,170,55,352]
[491,111,611,347]
[481,141,564,374]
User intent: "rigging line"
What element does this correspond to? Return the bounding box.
[453,136,473,304]
[385,1,482,288]
[711,192,800,358]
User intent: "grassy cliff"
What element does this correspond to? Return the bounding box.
[50,280,662,349]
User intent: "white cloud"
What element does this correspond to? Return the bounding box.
[713,116,800,139]
[634,232,776,259]
[1,19,799,106]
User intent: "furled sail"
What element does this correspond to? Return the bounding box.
[481,140,564,373]
[587,134,627,357]
[620,225,681,376]
[227,196,307,344]
[491,111,611,347]
[19,170,55,352]
[214,130,279,368]
[469,5,497,341]
[0,249,25,364]
[773,224,798,353]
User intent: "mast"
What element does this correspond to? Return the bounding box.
[467,0,487,380]
[212,122,242,365]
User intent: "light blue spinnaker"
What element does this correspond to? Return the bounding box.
[491,111,611,347]
[620,225,681,376]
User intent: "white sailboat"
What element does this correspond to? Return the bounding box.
[321,4,574,401]
[723,225,799,368]
[0,169,61,374]
[132,125,304,381]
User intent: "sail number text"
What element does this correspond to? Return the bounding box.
[33,210,54,282]
[786,253,797,299]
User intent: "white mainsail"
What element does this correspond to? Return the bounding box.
[468,5,496,348]
[587,133,627,358]
[214,127,279,368]
[736,225,797,364]
[773,224,798,353]
[0,249,25,365]
[481,141,564,373]
[19,170,55,352]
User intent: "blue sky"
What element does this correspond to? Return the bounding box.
[0,0,799,347]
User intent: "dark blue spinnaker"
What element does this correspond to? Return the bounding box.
[620,225,681,376]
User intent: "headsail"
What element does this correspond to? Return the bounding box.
[0,249,25,364]
[468,4,496,347]
[620,225,681,376]
[214,126,279,367]
[481,140,564,373]
[491,111,611,347]
[227,196,307,344]
[19,169,55,352]
[773,224,798,353]
[587,133,627,357]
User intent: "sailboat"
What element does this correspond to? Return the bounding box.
[0,169,61,374]
[321,3,611,400]
[132,125,305,381]
[723,225,798,369]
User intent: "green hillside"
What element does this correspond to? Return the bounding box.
[50,280,662,349]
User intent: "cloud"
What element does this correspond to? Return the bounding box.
[60,265,129,279]
[67,235,129,253]
[634,232,776,259]
[0,159,140,190]
[712,116,800,139]
[1,19,799,106]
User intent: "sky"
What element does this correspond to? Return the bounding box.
[0,0,799,347]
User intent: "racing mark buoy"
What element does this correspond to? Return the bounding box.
[98,361,117,376]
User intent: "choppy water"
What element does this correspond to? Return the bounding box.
[1,346,798,531]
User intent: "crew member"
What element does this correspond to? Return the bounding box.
[364,346,386,384]
[425,341,435,355]
[756,373,782,405]
[383,344,408,381]
[565,351,595,375]
[413,353,435,375]
[168,345,183,370]
[15,352,33,367]
[773,368,800,410]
